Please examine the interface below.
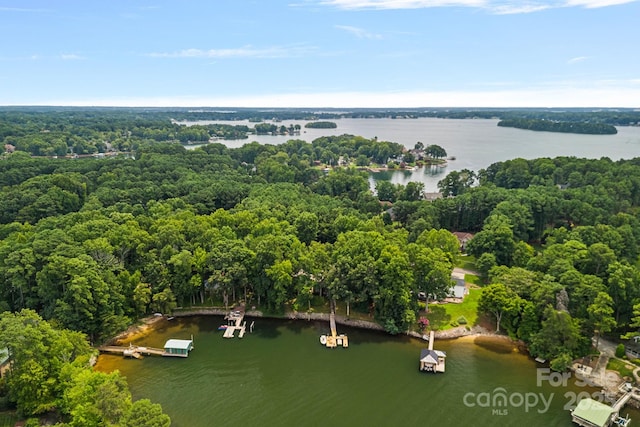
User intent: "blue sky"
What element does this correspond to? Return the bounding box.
[1,0,639,108]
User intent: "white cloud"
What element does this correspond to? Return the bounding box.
[0,7,47,12]
[335,25,383,39]
[148,45,316,59]
[61,54,83,60]
[315,0,638,13]
[318,0,485,10]
[491,3,553,14]
[565,0,637,7]
[567,56,589,64]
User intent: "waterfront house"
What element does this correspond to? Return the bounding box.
[163,339,193,357]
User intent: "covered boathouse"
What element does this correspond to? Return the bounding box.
[419,330,446,373]
[571,398,616,427]
[163,339,193,357]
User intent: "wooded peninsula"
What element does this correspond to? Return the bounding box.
[497,118,618,135]
[2,107,640,425]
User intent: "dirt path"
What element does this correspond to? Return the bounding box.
[453,266,478,276]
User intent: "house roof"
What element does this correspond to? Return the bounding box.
[452,232,474,241]
[572,398,614,427]
[450,284,468,299]
[420,349,447,364]
[164,339,193,350]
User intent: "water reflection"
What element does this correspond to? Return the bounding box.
[369,165,449,192]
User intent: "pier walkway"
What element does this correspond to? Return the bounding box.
[99,345,167,358]
[612,391,633,413]
[321,300,348,348]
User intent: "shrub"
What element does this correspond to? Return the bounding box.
[456,316,468,325]
[615,343,626,358]
[550,353,573,372]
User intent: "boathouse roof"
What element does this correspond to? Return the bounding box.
[164,339,193,350]
[572,398,614,427]
[420,349,446,364]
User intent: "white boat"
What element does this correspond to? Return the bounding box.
[320,335,327,345]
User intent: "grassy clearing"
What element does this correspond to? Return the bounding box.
[426,288,482,331]
[607,358,636,379]
[0,412,19,427]
[465,275,482,286]
[455,254,477,271]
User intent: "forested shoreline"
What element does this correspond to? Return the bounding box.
[3,108,640,422]
[497,118,618,135]
[2,107,639,156]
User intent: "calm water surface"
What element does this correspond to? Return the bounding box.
[182,118,640,191]
[95,317,635,427]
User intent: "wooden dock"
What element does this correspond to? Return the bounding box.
[419,331,446,373]
[612,391,633,413]
[320,301,348,348]
[98,345,184,358]
[223,307,247,339]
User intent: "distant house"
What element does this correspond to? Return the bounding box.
[4,144,15,154]
[163,339,193,357]
[423,192,443,202]
[452,232,474,252]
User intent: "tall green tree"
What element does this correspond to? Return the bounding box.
[478,283,521,333]
[0,310,92,416]
[587,292,616,350]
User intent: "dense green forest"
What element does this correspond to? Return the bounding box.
[497,118,618,135]
[3,108,640,421]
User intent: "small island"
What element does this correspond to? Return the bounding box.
[497,118,617,135]
[304,121,337,129]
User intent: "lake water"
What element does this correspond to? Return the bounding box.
[95,316,635,427]
[181,118,640,192]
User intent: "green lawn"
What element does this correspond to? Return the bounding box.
[455,254,477,271]
[425,288,482,331]
[607,358,636,380]
[0,412,19,427]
